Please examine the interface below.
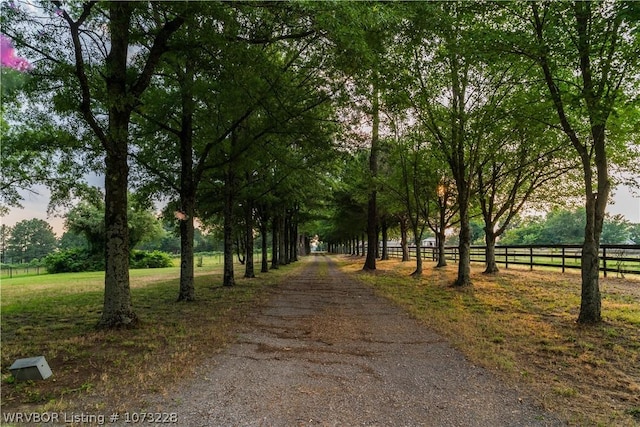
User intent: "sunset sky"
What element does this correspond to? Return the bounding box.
[3,183,638,237]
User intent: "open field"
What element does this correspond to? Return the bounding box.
[0,258,304,416]
[0,252,229,280]
[337,255,640,426]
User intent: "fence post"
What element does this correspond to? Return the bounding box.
[562,247,566,273]
[602,246,607,278]
[505,247,509,269]
[529,247,533,271]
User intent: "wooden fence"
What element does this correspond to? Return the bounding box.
[383,244,640,277]
[0,265,45,279]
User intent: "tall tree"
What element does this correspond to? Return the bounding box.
[429,177,458,269]
[385,128,445,277]
[516,1,639,323]
[132,2,263,296]
[5,219,57,263]
[65,190,164,256]
[316,2,409,271]
[475,98,575,273]
[2,2,185,327]
[364,79,381,270]
[409,2,487,286]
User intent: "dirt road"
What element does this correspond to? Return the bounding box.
[153,254,562,426]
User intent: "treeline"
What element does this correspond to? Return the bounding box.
[446,209,639,247]
[0,201,221,271]
[456,209,639,247]
[499,209,640,246]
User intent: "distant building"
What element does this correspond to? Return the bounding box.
[421,237,436,247]
[407,237,437,247]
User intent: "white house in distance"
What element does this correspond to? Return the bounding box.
[420,237,437,247]
[384,237,437,247]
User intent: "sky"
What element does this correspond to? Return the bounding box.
[2,182,638,238]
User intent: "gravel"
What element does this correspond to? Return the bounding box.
[144,255,563,427]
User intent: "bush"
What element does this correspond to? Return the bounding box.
[44,249,172,273]
[130,250,173,269]
[44,249,103,273]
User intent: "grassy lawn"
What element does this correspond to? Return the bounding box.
[0,257,304,415]
[337,255,640,427]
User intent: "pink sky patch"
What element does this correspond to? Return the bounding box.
[1,34,32,71]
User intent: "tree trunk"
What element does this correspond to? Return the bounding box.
[98,3,136,328]
[578,149,607,323]
[363,80,380,271]
[436,203,447,268]
[363,177,378,267]
[579,236,602,323]
[177,57,195,302]
[411,224,423,277]
[291,222,298,262]
[260,221,269,273]
[288,208,297,263]
[222,168,235,287]
[271,215,279,270]
[400,217,410,262]
[244,201,255,279]
[436,228,447,268]
[453,192,472,286]
[279,211,287,266]
[483,228,499,274]
[235,233,245,264]
[99,133,137,328]
[178,195,195,300]
[380,218,389,260]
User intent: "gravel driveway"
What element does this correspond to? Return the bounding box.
[151,254,563,426]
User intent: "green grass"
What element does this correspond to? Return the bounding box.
[0,257,304,413]
[0,252,228,279]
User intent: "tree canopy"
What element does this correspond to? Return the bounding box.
[2,0,638,327]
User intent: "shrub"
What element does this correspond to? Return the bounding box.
[129,250,173,269]
[44,249,103,273]
[44,249,172,273]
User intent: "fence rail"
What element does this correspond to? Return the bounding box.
[0,265,45,279]
[383,244,640,277]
